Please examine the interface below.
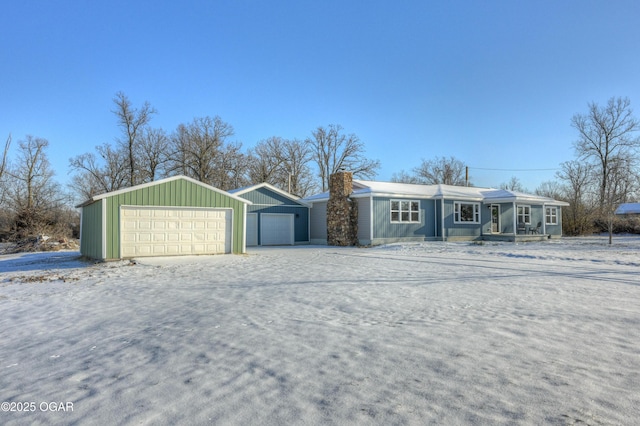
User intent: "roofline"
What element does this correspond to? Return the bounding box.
[75,175,252,208]
[229,182,311,207]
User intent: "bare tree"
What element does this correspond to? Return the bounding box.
[535,180,563,199]
[247,137,286,184]
[69,143,130,198]
[214,141,247,190]
[413,156,467,186]
[7,136,62,238]
[600,157,638,243]
[390,170,421,184]
[500,176,527,192]
[112,91,156,186]
[556,160,596,236]
[168,116,241,189]
[137,127,170,182]
[245,137,315,196]
[571,96,640,210]
[282,138,316,197]
[307,124,380,191]
[0,134,11,205]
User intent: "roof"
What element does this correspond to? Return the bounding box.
[76,175,252,208]
[228,182,310,206]
[302,180,569,206]
[615,203,640,215]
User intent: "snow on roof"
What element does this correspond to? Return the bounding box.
[615,203,640,215]
[301,180,569,205]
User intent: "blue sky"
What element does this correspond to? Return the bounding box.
[2,0,640,192]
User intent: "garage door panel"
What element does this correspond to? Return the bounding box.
[261,213,294,246]
[120,206,232,257]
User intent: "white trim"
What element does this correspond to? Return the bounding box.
[102,199,107,260]
[249,203,308,208]
[229,182,310,207]
[440,199,445,240]
[453,201,480,224]
[490,204,501,234]
[390,199,421,223]
[369,196,374,242]
[516,204,532,225]
[242,203,247,253]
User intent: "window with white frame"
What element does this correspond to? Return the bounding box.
[517,205,531,224]
[546,207,558,225]
[390,200,420,223]
[454,202,480,223]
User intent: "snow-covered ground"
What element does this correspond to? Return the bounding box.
[1,236,639,425]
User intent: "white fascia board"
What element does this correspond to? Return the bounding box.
[231,182,309,206]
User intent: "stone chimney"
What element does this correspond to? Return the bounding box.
[327,171,359,246]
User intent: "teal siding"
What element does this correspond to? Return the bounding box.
[241,186,296,206]
[443,200,482,239]
[237,186,310,244]
[356,197,371,243]
[79,200,103,259]
[372,197,434,241]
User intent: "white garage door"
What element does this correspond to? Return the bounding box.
[246,213,258,246]
[261,213,294,246]
[120,206,232,257]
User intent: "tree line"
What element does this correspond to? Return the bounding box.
[0,92,380,241]
[68,92,380,200]
[1,93,638,243]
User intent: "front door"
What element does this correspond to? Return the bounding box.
[491,205,500,233]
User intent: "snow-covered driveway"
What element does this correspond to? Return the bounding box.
[1,237,639,425]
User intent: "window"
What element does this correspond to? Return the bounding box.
[391,200,420,223]
[454,202,480,223]
[546,207,558,225]
[517,205,531,224]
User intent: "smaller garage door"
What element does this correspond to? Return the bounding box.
[261,213,294,246]
[120,206,232,257]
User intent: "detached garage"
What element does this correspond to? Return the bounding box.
[229,183,310,246]
[76,175,251,260]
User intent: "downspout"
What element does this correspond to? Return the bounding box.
[513,202,517,237]
[242,203,247,253]
[440,198,445,241]
[369,196,374,244]
[433,200,438,240]
[102,199,108,260]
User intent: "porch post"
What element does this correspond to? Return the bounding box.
[513,202,517,236]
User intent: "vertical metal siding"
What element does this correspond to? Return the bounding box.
[242,187,296,206]
[238,187,310,244]
[246,205,309,243]
[79,200,103,259]
[443,200,482,238]
[372,197,433,239]
[102,178,246,259]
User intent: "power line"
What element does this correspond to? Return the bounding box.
[468,166,559,172]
